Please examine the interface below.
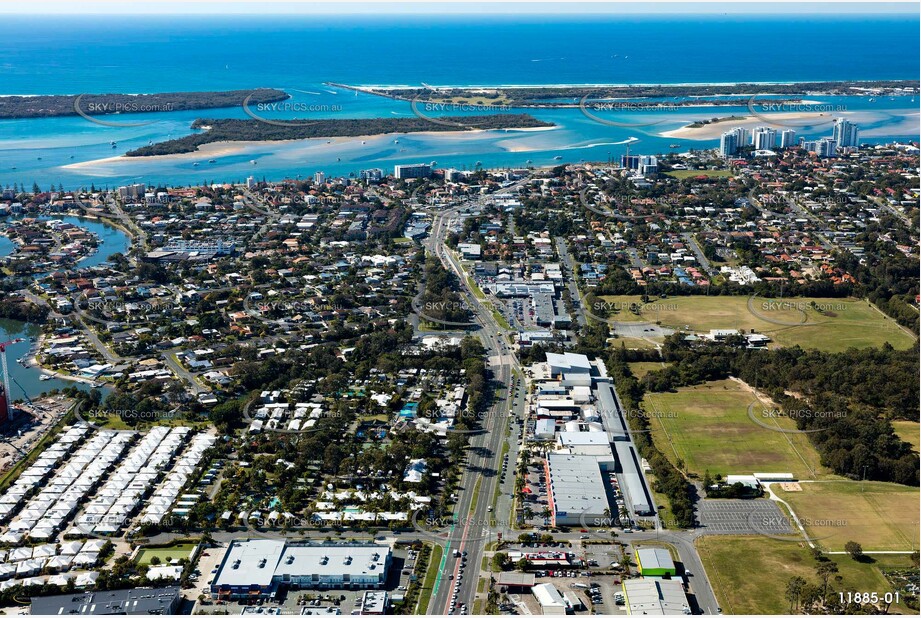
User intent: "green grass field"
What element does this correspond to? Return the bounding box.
[779,481,920,552]
[697,536,917,615]
[643,379,826,478]
[136,542,198,565]
[598,295,916,352]
[610,335,664,350]
[892,421,920,453]
[628,361,668,379]
[416,544,442,615]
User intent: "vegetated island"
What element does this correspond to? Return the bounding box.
[327,80,920,107]
[124,114,555,156]
[0,89,289,119]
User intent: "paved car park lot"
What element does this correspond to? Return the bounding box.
[697,499,793,534]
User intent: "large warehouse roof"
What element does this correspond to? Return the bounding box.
[636,547,676,572]
[214,541,390,589]
[215,539,284,588]
[547,453,609,517]
[622,579,689,614]
[546,352,592,373]
[614,441,655,515]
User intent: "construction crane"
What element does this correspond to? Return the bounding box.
[0,338,24,423]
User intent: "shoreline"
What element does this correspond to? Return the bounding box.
[336,79,919,90]
[63,126,560,167]
[659,111,846,139]
[27,335,105,387]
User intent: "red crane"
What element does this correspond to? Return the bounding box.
[0,338,24,422]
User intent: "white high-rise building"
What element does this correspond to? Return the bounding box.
[720,131,740,157]
[245,176,256,189]
[736,127,749,146]
[833,118,859,149]
[314,171,326,185]
[816,138,838,157]
[752,127,777,150]
[394,163,432,180]
[779,129,797,149]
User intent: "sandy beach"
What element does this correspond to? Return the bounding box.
[61,141,272,169]
[659,112,842,139]
[62,125,559,169]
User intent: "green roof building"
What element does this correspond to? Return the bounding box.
[635,547,676,577]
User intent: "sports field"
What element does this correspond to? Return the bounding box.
[597,295,916,352]
[892,420,920,453]
[136,542,198,565]
[643,379,826,479]
[697,536,916,615]
[779,480,920,552]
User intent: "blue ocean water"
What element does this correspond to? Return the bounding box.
[0,14,918,188]
[2,15,918,92]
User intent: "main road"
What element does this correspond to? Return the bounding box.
[423,191,525,615]
[420,185,719,615]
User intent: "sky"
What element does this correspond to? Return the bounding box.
[0,0,917,15]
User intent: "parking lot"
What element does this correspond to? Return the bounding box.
[697,499,793,534]
[504,576,628,616]
[520,462,551,527]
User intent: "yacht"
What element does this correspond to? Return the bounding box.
[553,155,562,160]
[209,159,216,163]
[40,375,52,381]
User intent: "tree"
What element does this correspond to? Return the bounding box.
[491,552,510,571]
[815,560,839,597]
[844,541,863,560]
[515,557,531,572]
[785,576,807,611]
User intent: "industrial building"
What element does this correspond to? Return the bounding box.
[211,540,391,600]
[544,453,610,526]
[358,590,388,614]
[622,579,690,615]
[545,352,593,386]
[614,441,656,516]
[532,582,570,615]
[30,586,180,615]
[635,547,677,577]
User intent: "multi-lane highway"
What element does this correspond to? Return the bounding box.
[423,196,524,614]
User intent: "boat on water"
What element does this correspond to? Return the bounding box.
[193,162,200,167]
[209,159,216,163]
[361,140,366,144]
[670,144,681,148]
[250,160,257,165]
[553,155,563,160]
[39,375,52,381]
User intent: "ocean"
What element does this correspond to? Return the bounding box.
[0,14,918,188]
